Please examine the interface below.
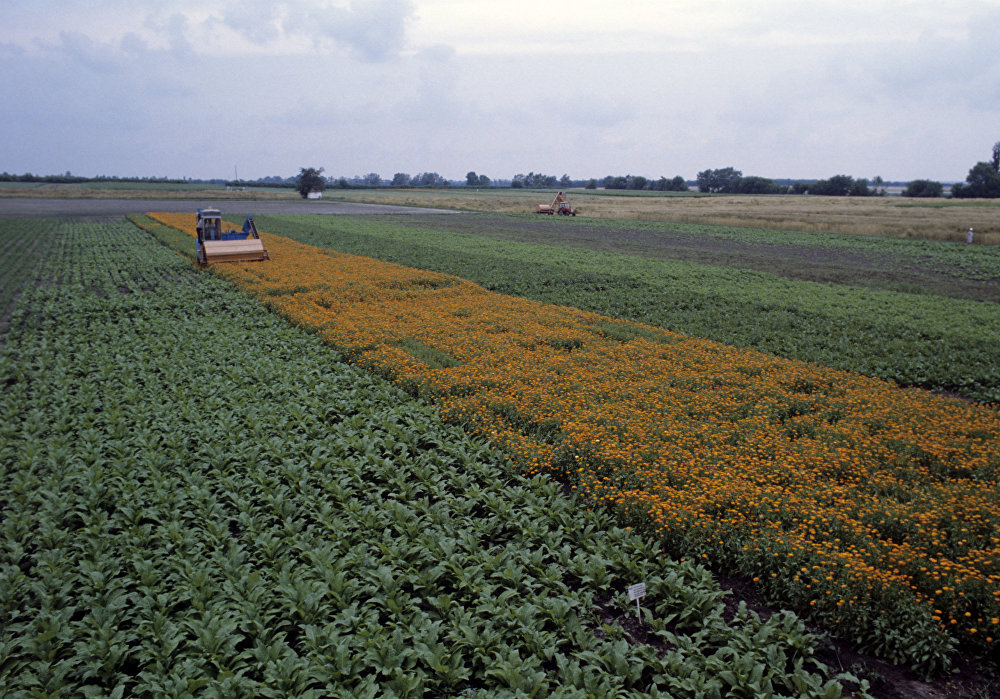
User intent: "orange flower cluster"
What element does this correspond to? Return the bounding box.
[150,212,1000,649]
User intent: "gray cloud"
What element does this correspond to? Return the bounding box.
[2,2,998,181]
[218,0,415,61]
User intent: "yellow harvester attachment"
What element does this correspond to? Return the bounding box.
[195,209,270,265]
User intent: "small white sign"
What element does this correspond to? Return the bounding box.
[628,582,646,619]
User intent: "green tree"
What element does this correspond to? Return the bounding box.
[696,167,742,193]
[736,176,786,194]
[950,141,1000,198]
[669,176,689,191]
[808,174,856,196]
[362,172,381,186]
[850,178,871,196]
[391,172,411,186]
[902,179,943,197]
[296,167,325,198]
[412,172,448,187]
[464,171,491,187]
[516,172,557,188]
[951,162,1000,198]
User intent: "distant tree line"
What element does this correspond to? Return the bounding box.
[596,175,689,191]
[949,142,1000,198]
[0,172,207,185]
[510,172,567,188]
[896,141,1000,198]
[390,172,450,187]
[694,168,885,196]
[19,141,1000,199]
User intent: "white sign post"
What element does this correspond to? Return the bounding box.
[627,582,646,619]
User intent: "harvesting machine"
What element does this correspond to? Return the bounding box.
[535,192,576,216]
[195,209,270,265]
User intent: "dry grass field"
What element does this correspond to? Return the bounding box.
[318,188,1000,245]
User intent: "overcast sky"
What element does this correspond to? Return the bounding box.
[2,1,998,182]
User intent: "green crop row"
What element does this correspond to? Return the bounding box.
[252,213,1000,403]
[0,219,862,696]
[0,218,58,340]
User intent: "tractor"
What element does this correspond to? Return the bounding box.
[536,192,576,216]
[195,209,270,265]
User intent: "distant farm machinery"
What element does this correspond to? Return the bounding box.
[195,209,270,265]
[536,192,576,216]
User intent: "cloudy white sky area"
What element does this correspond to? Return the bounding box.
[2,1,999,182]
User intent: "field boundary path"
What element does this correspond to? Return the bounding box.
[0,197,458,217]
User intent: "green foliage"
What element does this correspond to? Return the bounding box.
[808,175,873,196]
[696,167,742,193]
[951,141,1000,199]
[951,162,1000,199]
[465,171,491,187]
[411,172,448,187]
[0,219,858,695]
[737,176,788,194]
[903,179,944,198]
[653,176,690,192]
[0,218,56,340]
[296,167,325,198]
[513,172,558,188]
[601,174,688,191]
[126,214,196,259]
